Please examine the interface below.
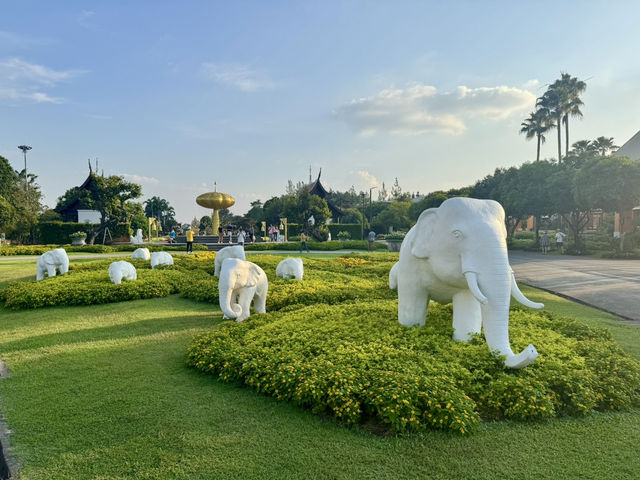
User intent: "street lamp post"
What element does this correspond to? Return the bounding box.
[360,192,366,240]
[369,186,377,227]
[18,145,32,191]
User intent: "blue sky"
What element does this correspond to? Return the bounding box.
[2,1,640,222]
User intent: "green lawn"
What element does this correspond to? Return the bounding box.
[0,258,638,479]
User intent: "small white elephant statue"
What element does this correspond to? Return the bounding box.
[132,247,151,261]
[218,258,268,322]
[108,261,137,285]
[151,251,174,269]
[276,258,304,280]
[36,248,69,281]
[130,228,144,245]
[214,245,246,276]
[390,197,544,369]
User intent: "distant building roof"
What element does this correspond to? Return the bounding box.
[306,169,342,218]
[616,130,640,160]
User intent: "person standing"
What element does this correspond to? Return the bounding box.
[186,228,194,254]
[540,232,551,254]
[368,230,376,252]
[300,231,310,253]
[237,229,246,247]
[555,231,566,253]
[169,229,176,244]
[218,226,224,243]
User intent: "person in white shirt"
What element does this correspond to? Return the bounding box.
[555,231,567,253]
[237,229,246,247]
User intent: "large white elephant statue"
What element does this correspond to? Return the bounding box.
[276,258,304,280]
[151,251,174,269]
[108,261,137,285]
[214,245,246,276]
[218,258,268,322]
[131,247,151,261]
[389,197,544,369]
[36,248,69,281]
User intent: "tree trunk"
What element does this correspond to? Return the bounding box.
[564,115,569,157]
[557,114,562,164]
[536,134,541,162]
[534,215,540,240]
[619,212,626,251]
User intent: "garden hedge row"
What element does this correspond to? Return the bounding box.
[244,240,386,251]
[0,243,207,256]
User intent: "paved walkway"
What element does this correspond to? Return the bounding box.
[510,251,640,324]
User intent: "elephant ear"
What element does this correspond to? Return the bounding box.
[410,208,437,259]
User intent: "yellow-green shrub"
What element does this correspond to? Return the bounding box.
[187,300,640,434]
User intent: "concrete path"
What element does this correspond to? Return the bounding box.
[510,251,640,324]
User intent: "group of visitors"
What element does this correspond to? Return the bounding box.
[268,224,280,241]
[540,231,567,254]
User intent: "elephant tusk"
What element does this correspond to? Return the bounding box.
[509,269,544,309]
[463,272,488,305]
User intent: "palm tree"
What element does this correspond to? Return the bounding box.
[555,73,587,156]
[537,88,566,163]
[520,110,554,161]
[590,136,619,156]
[569,140,592,155]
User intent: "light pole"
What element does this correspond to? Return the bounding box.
[369,186,377,228]
[18,145,32,191]
[360,192,366,240]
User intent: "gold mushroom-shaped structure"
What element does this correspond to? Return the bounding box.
[196,183,235,236]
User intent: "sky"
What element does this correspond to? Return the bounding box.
[2,1,640,223]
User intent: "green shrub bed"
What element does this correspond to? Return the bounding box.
[187,300,640,435]
[0,243,207,256]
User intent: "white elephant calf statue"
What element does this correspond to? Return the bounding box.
[151,251,174,269]
[132,247,151,261]
[219,258,268,322]
[214,245,246,276]
[276,258,304,280]
[36,248,69,281]
[389,197,544,369]
[130,228,144,245]
[108,261,137,285]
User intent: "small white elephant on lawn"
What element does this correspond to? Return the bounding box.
[219,258,268,322]
[151,251,174,269]
[36,248,69,281]
[214,245,246,276]
[390,197,544,369]
[276,258,304,280]
[132,247,151,261]
[130,229,144,245]
[108,261,137,285]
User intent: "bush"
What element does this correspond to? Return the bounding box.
[0,243,208,256]
[514,231,536,240]
[336,231,351,241]
[187,300,640,435]
[38,222,98,244]
[328,224,362,241]
[244,241,387,251]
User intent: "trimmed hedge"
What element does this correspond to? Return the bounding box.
[245,240,386,251]
[187,300,640,435]
[328,223,363,240]
[39,222,99,244]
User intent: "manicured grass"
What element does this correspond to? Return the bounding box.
[0,259,638,479]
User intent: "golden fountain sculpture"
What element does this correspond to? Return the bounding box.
[196,182,235,235]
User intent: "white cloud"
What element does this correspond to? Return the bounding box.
[0,58,85,105]
[120,174,160,185]
[335,84,535,136]
[201,63,276,92]
[357,170,380,188]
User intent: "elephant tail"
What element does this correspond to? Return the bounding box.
[389,262,399,290]
[218,272,243,320]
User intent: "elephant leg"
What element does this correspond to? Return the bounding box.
[237,287,256,322]
[253,284,267,314]
[452,291,482,342]
[47,265,57,278]
[397,276,429,327]
[36,264,45,281]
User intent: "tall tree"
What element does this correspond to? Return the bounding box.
[537,86,567,163]
[520,109,554,161]
[555,73,587,156]
[569,140,592,155]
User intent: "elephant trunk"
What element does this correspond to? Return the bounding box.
[463,244,538,369]
[218,275,242,319]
